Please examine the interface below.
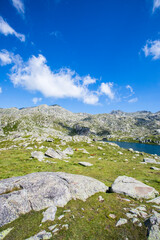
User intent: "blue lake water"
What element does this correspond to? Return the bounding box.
[106,141,160,156]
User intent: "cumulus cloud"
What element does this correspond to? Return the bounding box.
[153,0,160,12]
[142,40,160,60]
[11,0,25,16]
[32,97,42,104]
[4,53,99,105]
[128,97,138,103]
[0,87,2,93]
[100,82,114,100]
[0,16,25,42]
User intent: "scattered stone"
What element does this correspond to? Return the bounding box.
[143,158,160,164]
[25,230,52,240]
[150,166,160,170]
[98,195,104,202]
[152,205,160,210]
[63,147,74,155]
[126,213,137,219]
[147,197,160,204]
[39,146,45,149]
[45,148,63,159]
[78,162,93,167]
[111,176,158,199]
[132,218,139,224]
[109,214,116,219]
[0,228,13,239]
[26,147,33,150]
[0,172,108,227]
[62,224,69,230]
[48,224,57,231]
[46,138,54,142]
[118,151,123,155]
[63,209,71,213]
[98,146,103,150]
[116,218,128,227]
[136,206,146,212]
[31,151,44,162]
[128,148,134,152]
[58,215,64,220]
[52,228,59,234]
[138,223,142,227]
[42,206,57,223]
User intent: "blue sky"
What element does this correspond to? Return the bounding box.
[0,0,160,113]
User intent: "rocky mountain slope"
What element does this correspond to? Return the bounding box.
[0,104,160,144]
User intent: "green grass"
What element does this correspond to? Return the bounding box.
[0,138,160,239]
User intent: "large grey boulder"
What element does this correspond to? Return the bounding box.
[0,172,108,227]
[111,176,158,199]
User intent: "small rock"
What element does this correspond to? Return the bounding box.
[0,228,13,239]
[109,214,116,219]
[42,206,57,223]
[126,213,137,219]
[46,138,54,142]
[79,162,93,167]
[31,151,44,162]
[150,166,160,170]
[58,215,64,220]
[63,209,71,213]
[116,218,127,227]
[48,224,57,231]
[63,147,74,155]
[132,218,139,224]
[26,230,52,240]
[98,146,103,150]
[143,158,159,164]
[62,224,69,230]
[147,197,160,204]
[118,151,123,155]
[52,228,59,234]
[45,148,63,159]
[98,195,104,202]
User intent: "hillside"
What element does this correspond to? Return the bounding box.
[0,104,160,144]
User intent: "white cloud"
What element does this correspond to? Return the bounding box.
[6,53,99,105]
[100,82,114,100]
[83,75,96,86]
[32,97,42,104]
[142,40,160,60]
[0,50,12,66]
[153,0,160,12]
[128,97,138,103]
[0,16,25,42]
[0,87,2,93]
[11,0,25,16]
[126,85,134,93]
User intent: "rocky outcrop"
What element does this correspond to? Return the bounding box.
[0,172,108,227]
[145,210,160,240]
[0,105,160,142]
[111,176,158,199]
